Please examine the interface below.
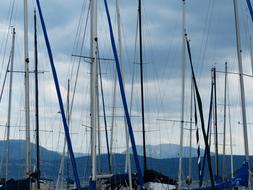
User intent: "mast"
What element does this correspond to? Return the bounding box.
[178,0,186,189]
[233,0,251,188]
[110,67,116,172]
[5,27,15,181]
[24,0,31,178]
[188,79,193,183]
[213,67,218,177]
[222,62,227,181]
[55,140,66,190]
[227,80,234,178]
[138,0,147,173]
[34,10,40,189]
[90,0,98,182]
[115,0,132,188]
[55,80,70,190]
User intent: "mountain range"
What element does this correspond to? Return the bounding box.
[122,144,211,159]
[0,140,250,183]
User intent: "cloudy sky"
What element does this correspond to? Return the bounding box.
[0,0,253,161]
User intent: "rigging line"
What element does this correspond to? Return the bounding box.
[97,40,111,173]
[70,0,89,80]
[125,14,138,187]
[59,5,91,179]
[216,70,253,78]
[103,0,144,188]
[130,13,139,116]
[197,0,214,80]
[72,54,114,61]
[0,45,12,103]
[156,118,194,124]
[0,0,16,82]
[69,2,91,122]
[71,0,88,60]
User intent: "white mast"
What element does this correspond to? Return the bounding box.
[115,0,133,188]
[55,138,66,190]
[6,27,15,180]
[24,0,31,178]
[110,72,116,171]
[110,40,117,172]
[178,0,186,189]
[227,78,234,178]
[90,0,98,182]
[233,0,251,188]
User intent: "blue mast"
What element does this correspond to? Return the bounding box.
[103,0,144,189]
[246,0,253,22]
[35,1,81,189]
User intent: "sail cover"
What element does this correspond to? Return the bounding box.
[183,161,249,190]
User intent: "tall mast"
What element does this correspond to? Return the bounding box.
[110,67,116,171]
[138,0,147,173]
[90,0,97,182]
[222,62,227,181]
[24,0,31,178]
[233,0,251,188]
[178,0,186,189]
[227,80,234,178]
[6,27,15,181]
[115,0,132,188]
[188,79,193,183]
[55,80,70,190]
[213,67,218,177]
[34,10,40,189]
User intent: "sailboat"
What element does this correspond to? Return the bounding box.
[0,4,51,190]
[181,0,251,189]
[0,13,31,190]
[1,0,253,189]
[0,0,79,189]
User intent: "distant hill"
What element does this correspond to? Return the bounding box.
[0,140,250,184]
[122,144,210,159]
[0,140,61,161]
